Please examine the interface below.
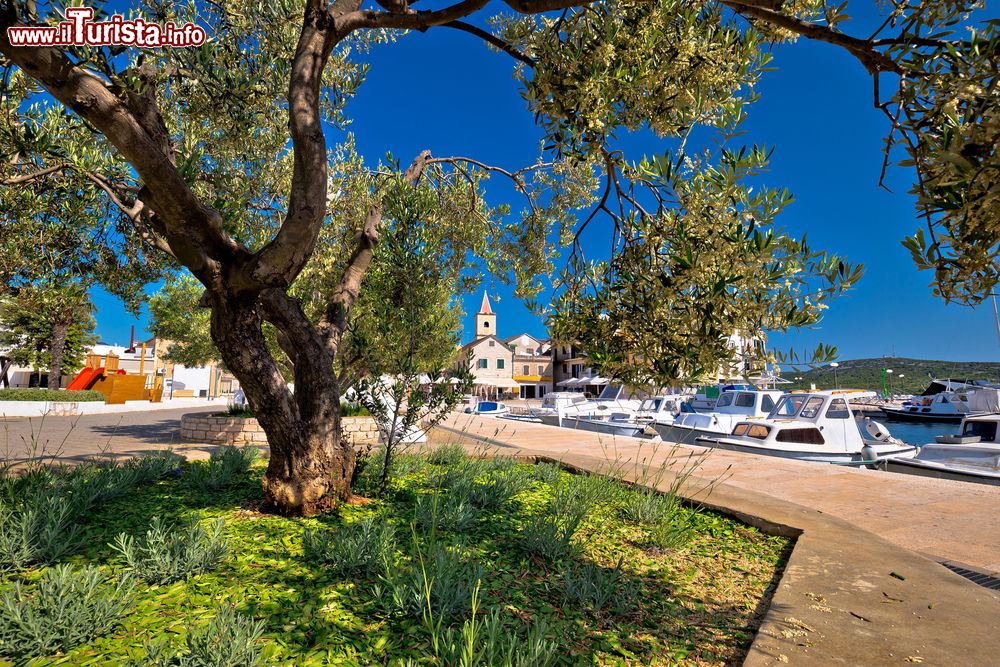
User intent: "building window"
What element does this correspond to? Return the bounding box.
[562,364,567,373]
[484,321,490,329]
[538,365,544,375]
[523,365,530,375]
[488,340,495,347]
[477,359,488,369]
[497,359,505,369]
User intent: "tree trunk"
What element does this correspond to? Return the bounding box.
[49,321,68,390]
[207,289,354,516]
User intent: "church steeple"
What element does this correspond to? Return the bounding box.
[475,291,497,338]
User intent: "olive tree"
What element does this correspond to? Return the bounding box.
[2,0,995,513]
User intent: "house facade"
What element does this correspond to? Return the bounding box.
[455,292,554,399]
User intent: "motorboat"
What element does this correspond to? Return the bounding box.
[654,389,783,444]
[537,384,645,427]
[696,390,917,464]
[464,401,510,417]
[563,394,683,437]
[880,413,1000,486]
[881,385,1000,423]
[503,391,589,425]
[686,381,756,411]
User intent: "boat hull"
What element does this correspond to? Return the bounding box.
[881,458,1000,486]
[653,423,725,444]
[880,407,966,423]
[695,436,916,464]
[565,417,650,438]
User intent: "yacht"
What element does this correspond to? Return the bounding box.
[881,391,972,423]
[563,395,683,437]
[687,381,756,411]
[880,412,1000,486]
[696,390,917,464]
[537,384,645,427]
[654,389,783,443]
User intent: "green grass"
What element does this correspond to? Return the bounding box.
[0,455,790,666]
[0,388,105,402]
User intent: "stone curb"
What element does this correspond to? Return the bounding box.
[178,413,380,446]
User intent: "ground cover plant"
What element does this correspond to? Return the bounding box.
[0,447,790,665]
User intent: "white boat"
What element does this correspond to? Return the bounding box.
[696,390,917,464]
[563,395,683,437]
[882,384,1000,423]
[686,381,756,411]
[465,400,510,417]
[538,384,644,427]
[654,389,783,443]
[881,413,1000,486]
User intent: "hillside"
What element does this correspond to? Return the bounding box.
[782,358,1000,395]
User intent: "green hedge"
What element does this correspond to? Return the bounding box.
[0,389,106,402]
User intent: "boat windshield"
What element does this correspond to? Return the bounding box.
[963,420,998,441]
[769,395,809,418]
[478,402,498,411]
[640,398,663,412]
[598,384,623,400]
[716,392,735,407]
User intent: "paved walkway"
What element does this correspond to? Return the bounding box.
[434,413,1000,575]
[0,407,223,464]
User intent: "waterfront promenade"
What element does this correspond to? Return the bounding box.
[433,412,1000,576]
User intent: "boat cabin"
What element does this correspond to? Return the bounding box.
[728,390,875,451]
[672,389,782,431]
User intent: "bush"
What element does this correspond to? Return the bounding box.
[619,486,678,524]
[378,542,483,624]
[302,517,396,576]
[0,388,105,402]
[354,447,428,495]
[0,564,134,659]
[414,494,479,533]
[0,453,180,572]
[144,605,266,667]
[518,481,599,561]
[187,446,257,491]
[112,516,229,584]
[563,557,637,615]
[222,405,254,418]
[340,402,371,418]
[427,443,467,466]
[531,462,564,485]
[439,609,559,667]
[441,459,530,510]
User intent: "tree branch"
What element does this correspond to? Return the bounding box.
[0,163,65,184]
[441,20,536,66]
[722,0,904,75]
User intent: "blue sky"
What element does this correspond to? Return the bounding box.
[90,7,1000,362]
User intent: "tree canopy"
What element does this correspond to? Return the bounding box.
[1,0,995,511]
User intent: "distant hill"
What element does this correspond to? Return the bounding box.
[781,358,1000,395]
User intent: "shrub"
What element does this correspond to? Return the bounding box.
[563,557,637,615]
[0,564,134,659]
[444,459,530,510]
[619,486,678,524]
[378,542,483,623]
[440,609,559,667]
[355,447,428,495]
[187,446,257,491]
[414,494,479,533]
[112,516,229,584]
[647,506,695,551]
[427,443,467,466]
[340,402,371,417]
[531,462,564,486]
[144,605,266,667]
[222,405,254,418]
[518,482,598,561]
[0,453,179,573]
[302,517,395,576]
[0,388,105,402]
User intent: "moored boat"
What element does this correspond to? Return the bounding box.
[655,388,782,444]
[696,390,916,464]
[880,412,1000,486]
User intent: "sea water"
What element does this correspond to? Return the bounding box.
[861,419,956,446]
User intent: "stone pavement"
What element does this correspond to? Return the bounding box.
[0,407,224,464]
[433,412,1000,576]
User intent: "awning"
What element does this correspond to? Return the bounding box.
[557,378,581,386]
[586,375,609,385]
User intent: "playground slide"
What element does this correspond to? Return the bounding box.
[67,367,104,391]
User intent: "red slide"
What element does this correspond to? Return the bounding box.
[67,367,105,390]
